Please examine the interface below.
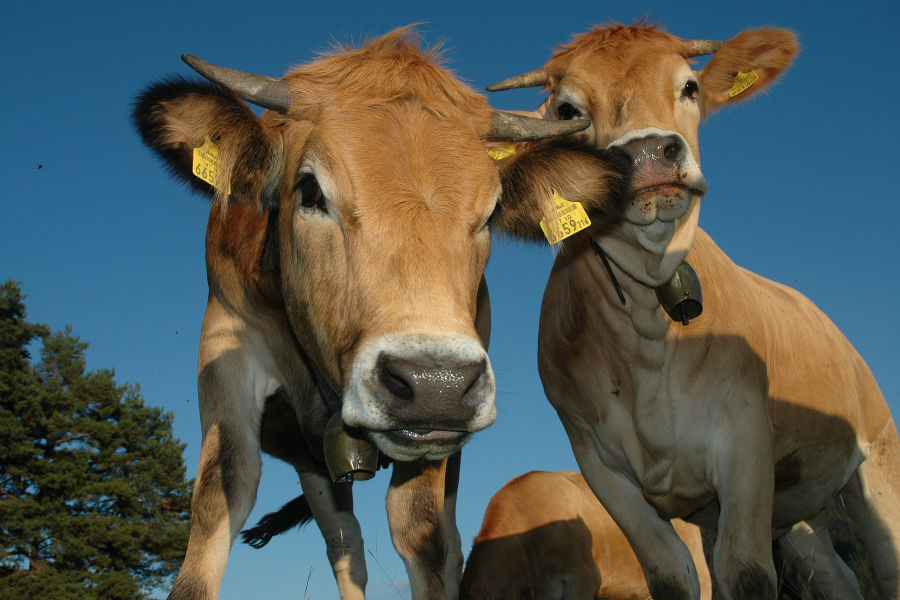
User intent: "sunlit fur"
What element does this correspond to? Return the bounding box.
[544,22,797,120]
[460,470,712,600]
[283,28,490,130]
[506,23,900,600]
[133,26,631,600]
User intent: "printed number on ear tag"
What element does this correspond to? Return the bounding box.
[540,189,591,245]
[729,70,759,98]
[192,135,231,194]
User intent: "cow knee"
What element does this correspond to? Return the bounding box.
[646,572,692,600]
[727,561,776,600]
[323,525,367,586]
[167,573,210,600]
[193,424,260,529]
[324,534,367,599]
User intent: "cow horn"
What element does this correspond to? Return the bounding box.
[486,111,590,142]
[685,40,724,57]
[486,68,551,92]
[182,54,292,113]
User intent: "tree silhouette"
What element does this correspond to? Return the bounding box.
[0,281,191,599]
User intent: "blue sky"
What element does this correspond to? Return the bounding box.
[2,1,898,599]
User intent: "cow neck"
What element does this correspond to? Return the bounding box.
[587,235,697,335]
[584,235,671,350]
[294,342,343,415]
[579,237,680,456]
[589,237,626,306]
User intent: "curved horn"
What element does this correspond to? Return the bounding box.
[685,40,724,57]
[486,111,590,142]
[486,68,551,92]
[182,54,291,113]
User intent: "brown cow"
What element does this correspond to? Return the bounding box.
[488,23,900,600]
[133,27,630,600]
[460,470,712,600]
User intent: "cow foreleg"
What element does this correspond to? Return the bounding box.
[168,416,262,600]
[710,414,777,600]
[833,448,900,600]
[298,471,367,600]
[441,451,463,598]
[563,420,702,600]
[774,516,863,599]
[386,455,461,600]
[168,307,278,600]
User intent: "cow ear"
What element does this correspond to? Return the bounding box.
[132,77,283,209]
[699,28,798,118]
[491,139,631,242]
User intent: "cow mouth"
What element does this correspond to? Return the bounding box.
[631,169,707,199]
[385,428,470,444]
[632,182,689,198]
[367,427,474,460]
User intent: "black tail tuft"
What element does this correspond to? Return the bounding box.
[240,494,313,549]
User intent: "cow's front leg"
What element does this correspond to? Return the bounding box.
[710,407,777,600]
[836,425,900,599]
[562,418,702,600]
[774,516,863,599]
[298,471,367,600]
[441,452,463,597]
[386,455,461,600]
[168,351,267,599]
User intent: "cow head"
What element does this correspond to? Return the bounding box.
[489,24,797,285]
[133,27,627,462]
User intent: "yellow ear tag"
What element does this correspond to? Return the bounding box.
[192,135,231,194]
[488,143,517,161]
[729,70,759,98]
[539,189,591,245]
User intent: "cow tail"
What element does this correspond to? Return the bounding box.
[240,494,313,548]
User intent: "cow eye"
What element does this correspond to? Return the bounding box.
[297,175,327,212]
[682,80,699,100]
[557,102,582,120]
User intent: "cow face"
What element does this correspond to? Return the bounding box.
[490,25,797,285]
[270,94,500,461]
[133,28,619,462]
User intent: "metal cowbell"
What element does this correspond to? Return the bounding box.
[323,412,379,483]
[656,261,703,326]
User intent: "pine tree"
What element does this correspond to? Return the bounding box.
[0,281,191,599]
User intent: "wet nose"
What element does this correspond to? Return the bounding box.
[620,135,685,167]
[377,354,486,424]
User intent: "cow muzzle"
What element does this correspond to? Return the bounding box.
[608,129,707,226]
[342,333,496,461]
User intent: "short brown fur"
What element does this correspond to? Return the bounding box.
[489,22,898,600]
[133,26,630,600]
[461,471,712,600]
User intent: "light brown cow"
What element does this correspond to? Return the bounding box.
[460,470,712,600]
[133,27,630,600]
[488,23,900,600]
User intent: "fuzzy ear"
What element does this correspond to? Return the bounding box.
[491,140,631,242]
[132,77,283,209]
[699,28,799,117]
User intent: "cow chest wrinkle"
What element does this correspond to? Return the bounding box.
[541,248,712,509]
[625,319,709,505]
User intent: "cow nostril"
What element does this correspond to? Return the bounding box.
[459,360,486,397]
[663,136,682,162]
[380,363,414,402]
[377,354,487,405]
